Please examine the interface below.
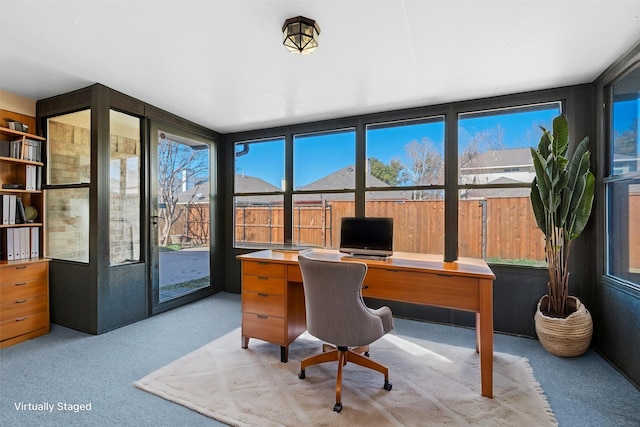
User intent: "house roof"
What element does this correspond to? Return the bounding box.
[296,165,410,201]
[178,175,282,204]
[460,148,533,171]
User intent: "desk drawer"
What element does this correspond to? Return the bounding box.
[0,310,48,341]
[243,261,285,279]
[363,268,480,311]
[1,262,48,285]
[0,294,48,322]
[243,292,285,318]
[242,312,285,345]
[287,265,302,283]
[0,279,47,304]
[243,275,285,295]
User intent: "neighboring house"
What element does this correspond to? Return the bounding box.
[296,165,411,201]
[459,147,534,185]
[613,152,640,175]
[461,177,531,199]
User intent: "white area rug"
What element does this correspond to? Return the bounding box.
[135,328,557,426]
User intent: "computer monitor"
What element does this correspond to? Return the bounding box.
[339,217,393,258]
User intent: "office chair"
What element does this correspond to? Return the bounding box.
[297,254,393,413]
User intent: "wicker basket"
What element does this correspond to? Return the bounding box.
[534,295,593,357]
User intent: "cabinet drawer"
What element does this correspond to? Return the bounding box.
[0,279,47,304]
[1,262,48,285]
[0,310,48,341]
[242,312,285,345]
[242,275,285,295]
[363,268,480,311]
[242,261,285,279]
[243,291,285,318]
[287,264,302,283]
[0,294,48,322]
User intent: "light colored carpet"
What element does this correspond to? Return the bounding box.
[134,328,557,426]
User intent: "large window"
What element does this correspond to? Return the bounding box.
[458,103,561,264]
[234,138,285,247]
[607,65,640,286]
[231,101,570,265]
[46,110,91,263]
[366,117,445,254]
[293,129,356,248]
[109,110,141,265]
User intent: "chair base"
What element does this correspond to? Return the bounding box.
[298,344,391,412]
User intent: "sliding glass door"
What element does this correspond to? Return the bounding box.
[150,122,213,312]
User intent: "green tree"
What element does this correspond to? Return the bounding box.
[368,157,404,186]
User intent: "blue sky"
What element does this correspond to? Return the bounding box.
[234,104,593,189]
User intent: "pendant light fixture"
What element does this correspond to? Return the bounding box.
[282,16,321,54]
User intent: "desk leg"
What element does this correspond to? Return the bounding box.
[478,278,494,398]
[281,346,289,363]
[242,336,249,349]
[475,313,480,354]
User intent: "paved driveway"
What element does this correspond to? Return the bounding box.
[159,247,210,300]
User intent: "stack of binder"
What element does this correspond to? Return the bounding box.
[0,227,40,260]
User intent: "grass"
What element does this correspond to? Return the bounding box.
[486,257,547,267]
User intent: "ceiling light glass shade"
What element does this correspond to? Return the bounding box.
[282,16,320,54]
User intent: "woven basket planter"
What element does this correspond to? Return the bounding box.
[534,295,593,357]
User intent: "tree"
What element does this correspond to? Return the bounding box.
[157,136,209,246]
[368,157,404,186]
[459,124,506,168]
[613,118,638,156]
[400,137,444,199]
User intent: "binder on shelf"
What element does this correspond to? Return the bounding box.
[13,226,20,259]
[36,166,42,190]
[3,228,15,260]
[15,197,27,224]
[2,194,9,224]
[25,164,37,190]
[10,139,21,159]
[20,227,28,259]
[8,194,16,224]
[31,227,39,258]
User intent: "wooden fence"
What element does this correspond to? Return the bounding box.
[234,197,547,262]
[166,194,638,268]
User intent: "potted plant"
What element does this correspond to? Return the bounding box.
[530,114,595,357]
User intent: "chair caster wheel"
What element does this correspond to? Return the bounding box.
[333,403,342,413]
[298,370,305,379]
[384,381,392,391]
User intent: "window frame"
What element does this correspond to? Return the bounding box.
[604,61,640,289]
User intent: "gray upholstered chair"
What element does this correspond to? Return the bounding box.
[297,253,394,413]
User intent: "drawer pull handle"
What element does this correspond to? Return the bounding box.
[361,285,369,290]
[257,276,269,280]
[15,299,28,304]
[16,316,27,321]
[437,273,452,277]
[14,282,27,286]
[14,265,27,270]
[257,314,268,319]
[258,293,269,297]
[388,269,400,273]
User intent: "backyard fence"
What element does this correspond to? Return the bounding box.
[234,197,547,262]
[165,194,639,268]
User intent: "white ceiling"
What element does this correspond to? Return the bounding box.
[1,0,640,134]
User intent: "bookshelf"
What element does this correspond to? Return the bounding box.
[0,124,50,348]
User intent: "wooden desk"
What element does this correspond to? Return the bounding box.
[237,249,496,398]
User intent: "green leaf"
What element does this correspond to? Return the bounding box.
[552,115,569,158]
[569,171,594,240]
[530,178,547,232]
